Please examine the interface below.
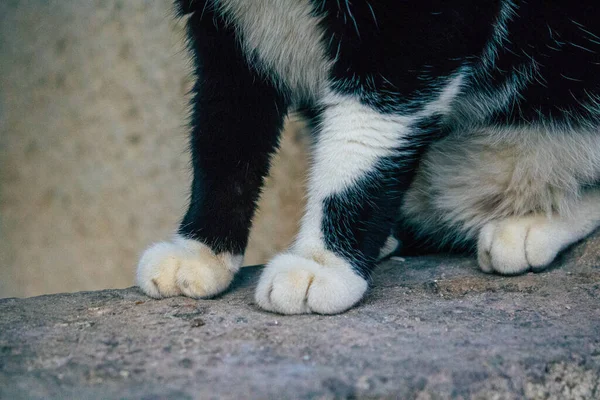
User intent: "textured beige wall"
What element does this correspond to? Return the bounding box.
[0,1,307,298]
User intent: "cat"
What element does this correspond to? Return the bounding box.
[137,0,600,314]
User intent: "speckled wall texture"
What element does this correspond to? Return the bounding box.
[0,1,307,297]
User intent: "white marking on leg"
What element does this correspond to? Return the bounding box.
[257,93,409,314]
[296,91,413,255]
[137,234,243,298]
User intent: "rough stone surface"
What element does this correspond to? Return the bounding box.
[1,234,599,399]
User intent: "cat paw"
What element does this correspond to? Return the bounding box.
[477,217,560,275]
[255,253,368,315]
[136,235,242,299]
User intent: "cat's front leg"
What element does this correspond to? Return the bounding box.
[255,92,428,314]
[137,9,287,299]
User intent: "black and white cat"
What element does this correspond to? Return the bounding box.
[137,1,600,314]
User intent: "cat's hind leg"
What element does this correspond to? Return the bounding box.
[477,189,600,275]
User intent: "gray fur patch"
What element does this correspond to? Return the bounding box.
[214,0,331,100]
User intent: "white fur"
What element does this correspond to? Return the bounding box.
[136,234,243,298]
[255,253,368,314]
[214,0,330,99]
[403,128,600,247]
[477,189,600,274]
[256,77,466,315]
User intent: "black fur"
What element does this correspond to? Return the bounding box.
[316,1,499,113]
[483,3,600,126]
[177,5,288,254]
[174,0,600,280]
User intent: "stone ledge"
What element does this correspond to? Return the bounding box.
[1,237,599,399]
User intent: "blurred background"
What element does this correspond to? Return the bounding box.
[0,1,308,298]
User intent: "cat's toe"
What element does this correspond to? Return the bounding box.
[255,253,368,315]
[477,219,530,274]
[136,235,241,299]
[477,217,557,275]
[524,223,562,271]
[477,222,497,273]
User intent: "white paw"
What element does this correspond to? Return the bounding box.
[255,253,368,315]
[477,216,561,275]
[136,235,243,299]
